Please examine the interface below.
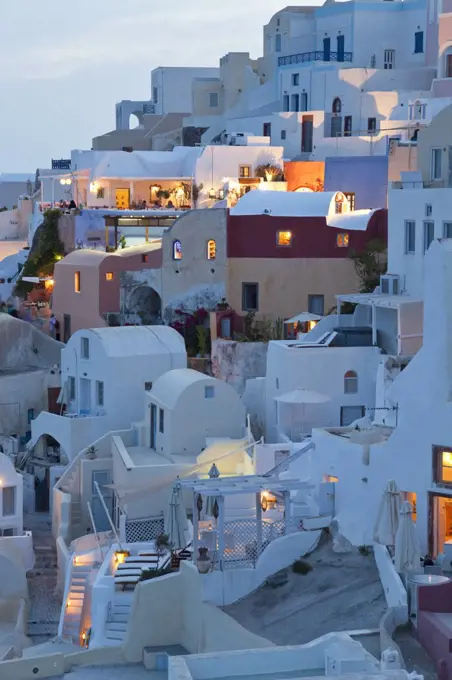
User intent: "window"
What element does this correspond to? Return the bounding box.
[281,129,287,140]
[276,17,280,27]
[141,254,149,263]
[414,31,424,53]
[74,271,80,293]
[444,222,452,239]
[27,408,34,424]
[300,92,308,111]
[423,221,434,253]
[336,233,349,248]
[341,405,365,426]
[205,385,215,399]
[335,193,345,214]
[332,97,342,114]
[96,187,105,199]
[292,73,299,86]
[405,220,416,253]
[2,487,16,517]
[96,381,104,407]
[384,49,395,69]
[410,101,426,120]
[242,283,259,311]
[277,231,292,247]
[283,94,289,112]
[263,122,272,137]
[159,408,164,434]
[239,165,251,178]
[275,33,282,52]
[69,376,76,401]
[344,191,355,210]
[323,37,331,61]
[207,239,216,260]
[209,92,219,108]
[153,86,158,103]
[447,54,452,78]
[344,116,352,137]
[368,118,377,134]
[337,35,345,61]
[105,272,114,281]
[308,294,324,316]
[173,240,183,260]
[431,148,442,180]
[426,204,433,217]
[291,94,300,112]
[145,382,153,391]
[81,337,89,359]
[344,370,358,394]
[433,446,452,484]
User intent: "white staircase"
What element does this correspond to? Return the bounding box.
[104,592,133,645]
[62,561,91,643]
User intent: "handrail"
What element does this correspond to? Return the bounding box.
[87,501,103,563]
[278,50,353,67]
[94,481,122,551]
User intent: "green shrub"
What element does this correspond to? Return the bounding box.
[292,559,313,575]
[140,566,172,581]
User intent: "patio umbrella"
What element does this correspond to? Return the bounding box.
[274,389,330,439]
[394,501,421,574]
[164,481,188,551]
[374,480,402,548]
[205,463,221,520]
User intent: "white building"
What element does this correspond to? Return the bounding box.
[29,325,187,464]
[0,453,23,537]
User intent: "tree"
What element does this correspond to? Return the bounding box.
[350,238,387,293]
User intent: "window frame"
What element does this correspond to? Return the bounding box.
[344,116,352,137]
[384,49,395,70]
[291,93,300,112]
[81,337,90,360]
[292,73,300,87]
[414,30,424,54]
[344,370,358,394]
[242,282,259,312]
[281,129,287,140]
[367,117,377,134]
[276,230,293,247]
[404,220,416,254]
[433,445,452,486]
[423,220,434,253]
[105,272,114,281]
[336,233,350,248]
[239,165,251,179]
[431,148,442,181]
[69,376,76,401]
[443,221,452,239]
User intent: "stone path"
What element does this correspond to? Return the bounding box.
[25,512,62,645]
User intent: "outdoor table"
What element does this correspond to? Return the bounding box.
[408,573,450,623]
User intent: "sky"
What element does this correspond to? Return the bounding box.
[0,0,284,172]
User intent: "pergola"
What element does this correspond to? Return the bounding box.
[103,211,182,249]
[180,475,313,570]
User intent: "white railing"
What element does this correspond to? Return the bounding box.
[58,553,74,638]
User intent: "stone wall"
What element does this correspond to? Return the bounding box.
[211,339,268,396]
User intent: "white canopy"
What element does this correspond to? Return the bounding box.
[275,389,331,405]
[394,501,421,574]
[374,480,402,547]
[284,312,322,324]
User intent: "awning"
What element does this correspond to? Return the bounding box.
[284,312,322,324]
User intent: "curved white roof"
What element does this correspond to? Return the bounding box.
[327,209,376,232]
[150,368,213,409]
[230,190,342,217]
[86,326,186,358]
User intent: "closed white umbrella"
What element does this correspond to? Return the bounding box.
[164,481,188,551]
[374,480,402,547]
[205,463,220,520]
[395,501,421,574]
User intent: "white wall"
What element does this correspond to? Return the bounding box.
[0,370,49,437]
[0,454,23,536]
[264,342,382,442]
[151,67,220,116]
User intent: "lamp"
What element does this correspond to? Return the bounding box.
[90,182,97,193]
[114,549,130,566]
[208,188,216,199]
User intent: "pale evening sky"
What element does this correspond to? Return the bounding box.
[0,0,287,173]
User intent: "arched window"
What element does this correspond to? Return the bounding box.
[173,240,182,260]
[207,239,216,260]
[344,370,358,394]
[332,97,342,114]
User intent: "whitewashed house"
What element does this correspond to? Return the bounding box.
[0,453,23,538]
[30,325,187,464]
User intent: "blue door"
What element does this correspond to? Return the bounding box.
[323,38,331,61]
[337,35,344,62]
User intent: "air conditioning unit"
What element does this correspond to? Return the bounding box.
[380,274,400,295]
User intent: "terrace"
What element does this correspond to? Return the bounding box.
[278,51,353,67]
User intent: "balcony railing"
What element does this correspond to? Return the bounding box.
[278,51,353,67]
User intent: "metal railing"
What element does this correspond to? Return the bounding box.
[278,51,353,67]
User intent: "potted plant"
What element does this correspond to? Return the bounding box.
[85,445,97,460]
[197,546,211,574]
[155,533,171,555]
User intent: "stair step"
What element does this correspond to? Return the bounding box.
[106,632,126,641]
[68,592,84,600]
[106,623,127,632]
[111,615,128,624]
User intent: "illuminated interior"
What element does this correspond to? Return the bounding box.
[442,450,452,482]
[277,231,292,247]
[433,494,452,556]
[207,239,216,260]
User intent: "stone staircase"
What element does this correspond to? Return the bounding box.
[104,591,133,645]
[62,561,91,643]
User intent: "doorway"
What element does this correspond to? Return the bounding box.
[150,404,157,449]
[63,314,71,343]
[115,188,130,209]
[79,378,91,414]
[301,116,313,153]
[430,493,452,557]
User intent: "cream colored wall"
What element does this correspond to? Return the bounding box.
[417,106,452,184]
[192,80,222,117]
[388,144,418,182]
[122,562,271,662]
[227,258,360,321]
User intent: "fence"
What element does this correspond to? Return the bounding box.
[124,515,164,543]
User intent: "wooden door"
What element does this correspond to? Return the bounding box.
[115,188,130,209]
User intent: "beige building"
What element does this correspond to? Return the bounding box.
[92,113,188,152]
[417,104,452,186]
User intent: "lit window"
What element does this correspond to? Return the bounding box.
[105,272,114,281]
[96,381,104,407]
[173,240,182,260]
[344,370,358,394]
[336,233,349,248]
[205,385,215,399]
[239,165,251,178]
[74,271,80,293]
[344,192,355,210]
[335,193,344,214]
[207,240,216,260]
[277,231,292,247]
[81,337,89,359]
[434,447,452,484]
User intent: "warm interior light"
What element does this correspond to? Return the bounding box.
[277,231,292,247]
[308,320,318,331]
[114,550,130,565]
[443,451,452,467]
[66,600,71,607]
[44,279,54,289]
[105,272,114,281]
[90,182,97,193]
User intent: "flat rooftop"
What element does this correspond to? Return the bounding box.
[127,446,197,468]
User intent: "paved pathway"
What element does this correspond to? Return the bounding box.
[25,512,62,645]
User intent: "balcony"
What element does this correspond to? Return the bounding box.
[278,51,353,67]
